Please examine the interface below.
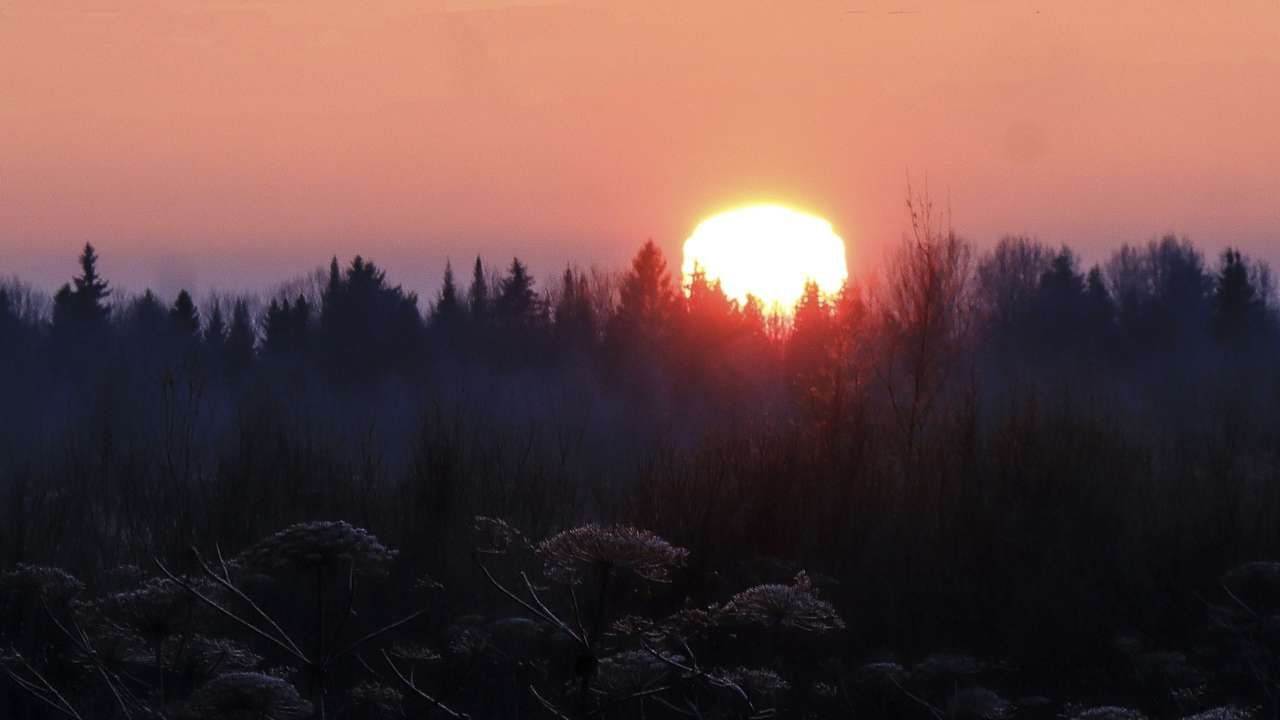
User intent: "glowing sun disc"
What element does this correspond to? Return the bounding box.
[682,204,848,313]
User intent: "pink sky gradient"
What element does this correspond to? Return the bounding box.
[2,0,1278,300]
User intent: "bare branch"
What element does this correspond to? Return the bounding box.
[329,607,431,664]
[382,650,470,719]
[155,558,308,664]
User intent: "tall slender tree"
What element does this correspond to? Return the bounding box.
[225,299,256,373]
[607,240,677,352]
[553,266,596,347]
[1213,247,1269,343]
[467,256,489,323]
[169,290,200,337]
[495,257,538,327]
[52,243,112,338]
[430,260,464,331]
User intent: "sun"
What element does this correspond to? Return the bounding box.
[682,204,849,313]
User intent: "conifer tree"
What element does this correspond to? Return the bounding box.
[607,240,676,351]
[52,243,112,337]
[495,257,537,326]
[467,256,489,322]
[169,290,200,337]
[204,302,227,347]
[1213,247,1268,342]
[553,266,595,346]
[431,260,463,329]
[225,299,256,372]
[128,290,167,336]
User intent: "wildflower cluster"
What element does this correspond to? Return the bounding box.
[536,523,689,584]
[473,515,531,556]
[0,564,84,600]
[719,571,845,633]
[236,520,397,578]
[183,672,313,720]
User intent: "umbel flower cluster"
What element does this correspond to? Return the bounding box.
[719,571,846,633]
[535,523,691,583]
[89,576,201,643]
[0,563,85,600]
[235,520,398,578]
[183,671,313,720]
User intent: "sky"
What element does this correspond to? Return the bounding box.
[2,0,1278,301]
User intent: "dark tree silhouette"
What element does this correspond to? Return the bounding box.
[976,235,1050,337]
[1084,265,1116,331]
[682,265,737,335]
[879,189,973,460]
[51,243,111,341]
[494,257,538,327]
[224,298,256,374]
[169,290,200,337]
[1107,235,1211,350]
[673,266,743,403]
[788,279,834,393]
[1024,247,1092,356]
[319,255,422,377]
[204,301,227,350]
[0,287,17,350]
[467,255,489,323]
[1213,247,1271,343]
[429,260,464,332]
[607,239,677,354]
[552,266,596,348]
[263,295,312,357]
[125,290,167,338]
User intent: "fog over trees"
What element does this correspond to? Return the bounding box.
[2,199,1279,718]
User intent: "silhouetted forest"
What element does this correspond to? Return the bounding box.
[2,197,1279,719]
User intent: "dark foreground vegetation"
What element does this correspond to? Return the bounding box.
[1,196,1279,718]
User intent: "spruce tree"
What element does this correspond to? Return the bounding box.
[204,302,227,361]
[52,243,112,337]
[169,290,200,337]
[1213,247,1266,342]
[495,257,537,326]
[431,260,463,329]
[607,240,676,350]
[467,256,489,322]
[225,299,256,373]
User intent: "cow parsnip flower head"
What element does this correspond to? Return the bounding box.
[1068,707,1148,720]
[347,681,404,718]
[712,666,791,697]
[185,672,312,720]
[184,636,263,676]
[0,564,84,601]
[93,576,202,641]
[720,571,844,633]
[536,524,689,584]
[236,521,396,578]
[1223,560,1280,607]
[593,650,680,696]
[473,515,531,555]
[611,606,720,646]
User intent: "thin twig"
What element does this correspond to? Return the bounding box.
[529,684,573,720]
[329,607,431,664]
[382,650,470,719]
[155,557,308,664]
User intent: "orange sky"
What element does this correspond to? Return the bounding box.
[2,0,1278,300]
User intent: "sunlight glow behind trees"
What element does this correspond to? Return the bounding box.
[681,204,849,314]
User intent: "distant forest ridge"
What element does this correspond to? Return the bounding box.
[2,227,1275,366]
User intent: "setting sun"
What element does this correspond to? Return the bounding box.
[682,204,849,313]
